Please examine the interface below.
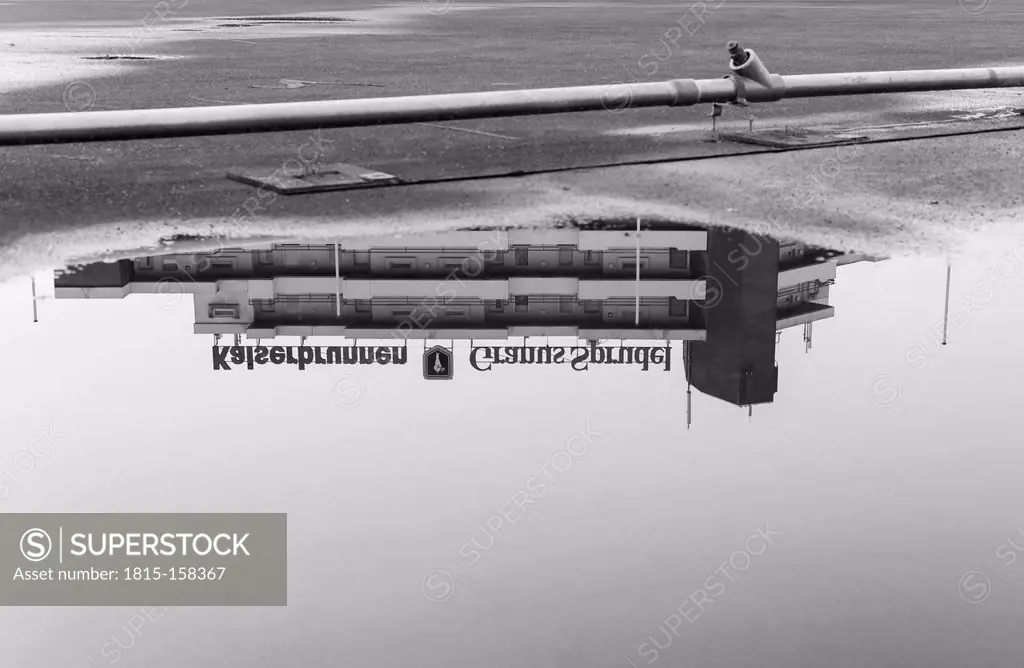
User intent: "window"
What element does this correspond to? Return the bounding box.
[514,247,530,266]
[488,300,504,312]
[583,300,600,313]
[439,257,465,271]
[211,259,236,270]
[486,251,505,264]
[558,246,574,266]
[258,301,275,313]
[669,297,688,317]
[559,296,575,313]
[256,251,274,266]
[386,257,416,270]
[780,242,801,260]
[162,260,179,271]
[514,295,528,313]
[208,303,240,319]
[584,251,601,266]
[622,258,649,272]
[391,308,414,317]
[669,250,688,269]
[355,300,371,313]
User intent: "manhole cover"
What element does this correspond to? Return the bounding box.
[226,163,402,194]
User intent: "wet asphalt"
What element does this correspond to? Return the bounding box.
[1,0,1023,258]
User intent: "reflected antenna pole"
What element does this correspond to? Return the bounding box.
[31,277,38,323]
[635,216,641,326]
[335,241,342,318]
[942,262,951,345]
[686,341,692,430]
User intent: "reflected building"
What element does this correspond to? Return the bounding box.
[685,226,873,408]
[53,224,877,408]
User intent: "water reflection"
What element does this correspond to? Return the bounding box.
[6,218,1024,668]
[52,224,879,409]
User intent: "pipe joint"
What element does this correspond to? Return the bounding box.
[728,47,786,102]
[666,79,703,107]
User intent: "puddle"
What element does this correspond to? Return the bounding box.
[0,7,422,92]
[3,214,1024,667]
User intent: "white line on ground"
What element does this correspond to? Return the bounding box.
[189,96,235,105]
[415,123,517,140]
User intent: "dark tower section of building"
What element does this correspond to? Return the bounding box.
[54,260,132,287]
[686,228,779,406]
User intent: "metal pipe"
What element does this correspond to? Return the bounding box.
[728,41,749,67]
[782,68,1024,98]
[1,63,1023,146]
[0,80,733,146]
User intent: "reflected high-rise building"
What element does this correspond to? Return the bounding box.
[684,227,872,408]
[53,224,877,407]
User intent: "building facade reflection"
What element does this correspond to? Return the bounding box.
[53,224,878,408]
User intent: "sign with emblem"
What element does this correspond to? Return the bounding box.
[423,345,454,380]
